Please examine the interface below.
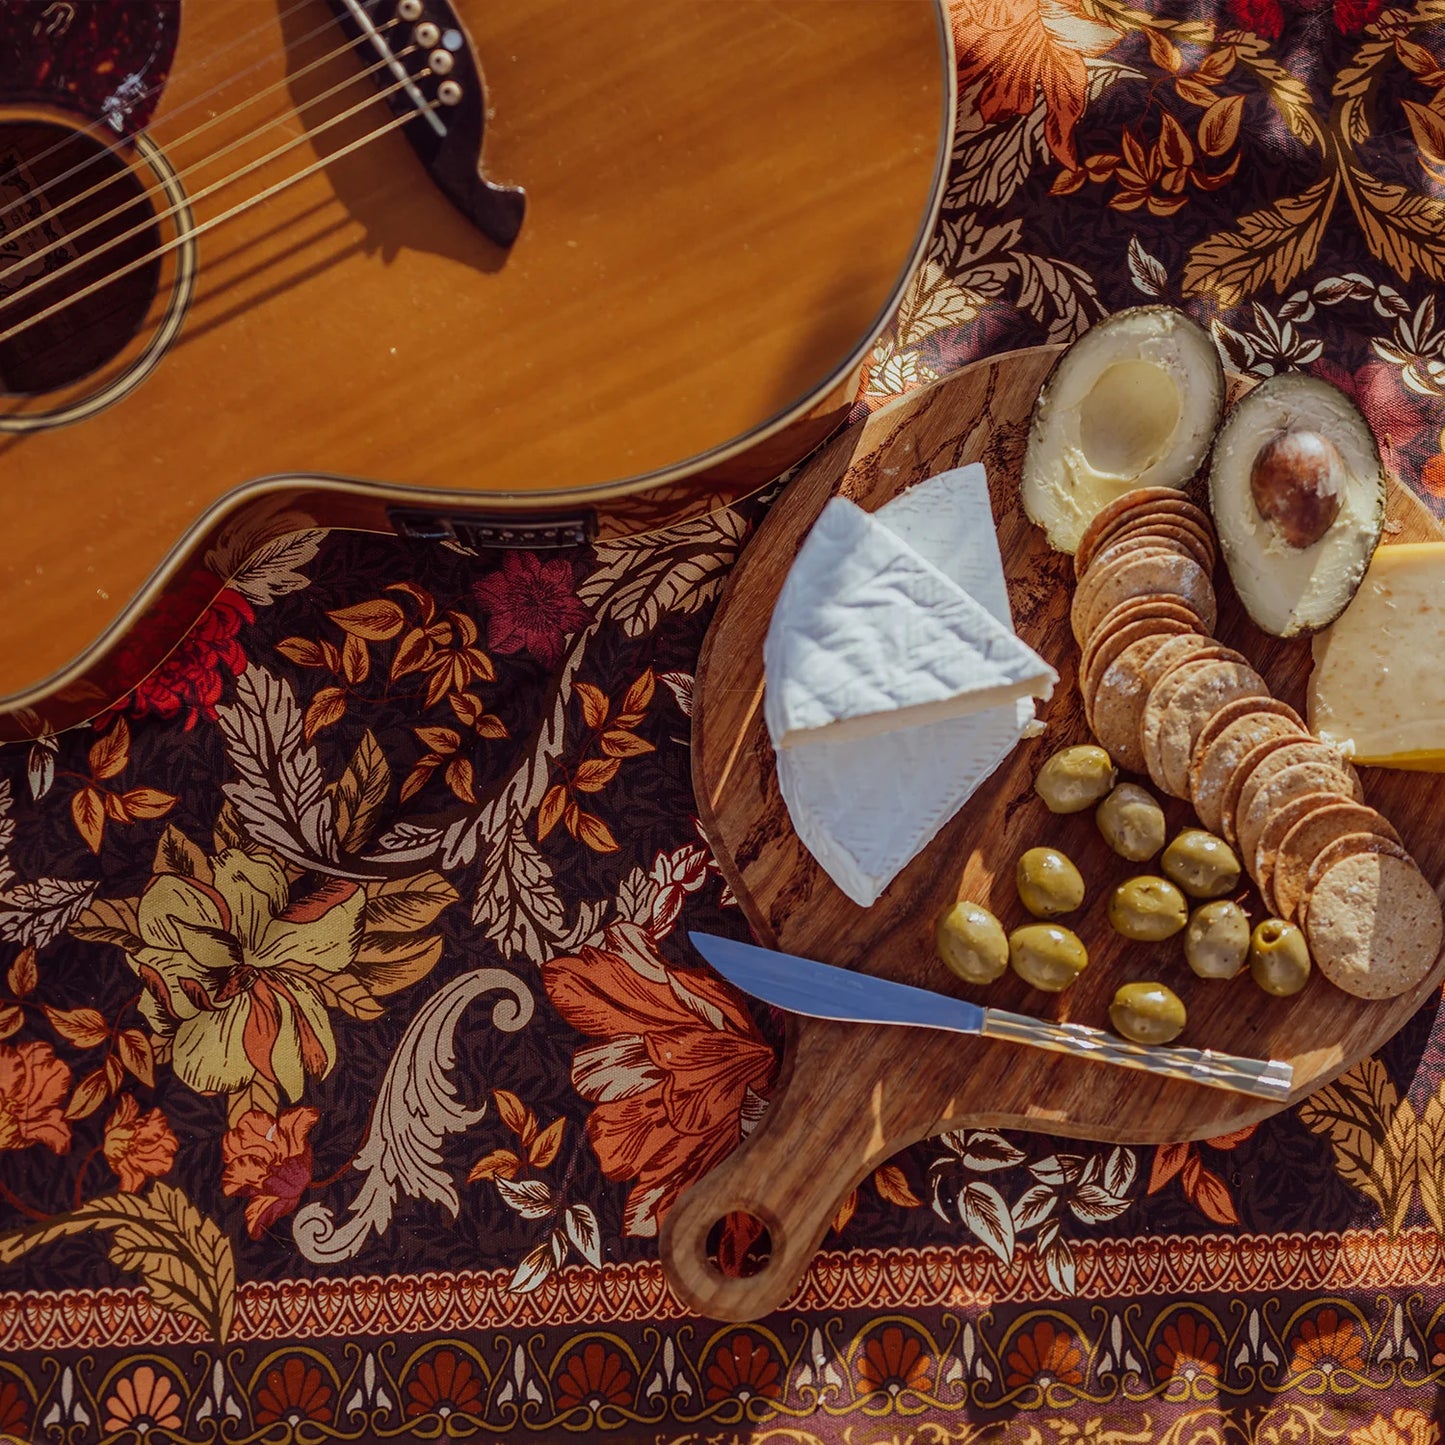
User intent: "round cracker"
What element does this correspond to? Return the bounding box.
[1081,594,1206,666]
[1155,660,1269,800]
[1079,593,1204,681]
[1299,834,1414,936]
[1220,737,1327,846]
[1239,760,1365,892]
[1098,514,1213,569]
[1250,789,1353,915]
[1082,617,1194,731]
[1273,802,1402,922]
[1093,514,1215,576]
[1232,740,1355,850]
[1306,852,1443,1000]
[1092,633,1218,773]
[1191,697,1304,790]
[1071,542,1203,644]
[1075,491,1212,577]
[1138,647,1250,792]
[1071,549,1217,646]
[1192,713,1308,836]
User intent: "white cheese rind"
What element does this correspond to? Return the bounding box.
[768,467,1045,906]
[764,496,1055,748]
[1308,543,1445,763]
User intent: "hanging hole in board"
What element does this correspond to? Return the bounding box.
[705,1211,773,1279]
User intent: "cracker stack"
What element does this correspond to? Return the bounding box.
[1070,487,1443,1001]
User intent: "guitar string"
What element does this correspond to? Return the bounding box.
[0,38,416,290]
[0,67,429,326]
[0,0,344,216]
[0,100,439,351]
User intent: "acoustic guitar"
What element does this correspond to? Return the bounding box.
[0,0,953,738]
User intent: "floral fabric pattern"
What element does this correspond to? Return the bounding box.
[5,0,1445,1440]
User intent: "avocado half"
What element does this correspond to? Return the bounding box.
[1208,372,1386,638]
[1022,306,1226,554]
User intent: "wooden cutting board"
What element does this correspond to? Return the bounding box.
[659,345,1445,1322]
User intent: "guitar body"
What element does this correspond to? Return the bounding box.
[0,0,952,737]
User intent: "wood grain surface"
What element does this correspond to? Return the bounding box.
[659,346,1445,1322]
[0,0,950,723]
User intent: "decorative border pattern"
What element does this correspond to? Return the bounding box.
[4,1226,1443,1353]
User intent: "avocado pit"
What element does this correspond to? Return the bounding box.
[1250,430,1344,549]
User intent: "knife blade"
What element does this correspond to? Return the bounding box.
[689,932,1293,1102]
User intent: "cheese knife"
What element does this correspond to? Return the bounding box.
[689,931,1294,1102]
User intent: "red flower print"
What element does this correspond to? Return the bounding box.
[0,1378,29,1438]
[1003,1318,1086,1390]
[473,552,592,667]
[220,1106,319,1238]
[0,1040,71,1156]
[553,1343,633,1412]
[544,921,776,1236]
[856,1325,933,1397]
[404,1348,485,1419]
[102,1365,183,1434]
[1313,359,1434,457]
[1154,1311,1223,1382]
[1225,0,1286,36]
[705,1334,783,1403]
[124,586,253,730]
[103,1094,178,1192]
[1289,1306,1368,1377]
[254,1358,333,1426]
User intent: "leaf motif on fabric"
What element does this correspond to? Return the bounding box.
[68,896,145,953]
[291,968,533,1264]
[1013,250,1103,342]
[0,1181,235,1342]
[1297,1056,1397,1216]
[959,1130,1027,1173]
[508,1237,556,1294]
[564,1203,602,1267]
[1180,1155,1239,1226]
[1417,1081,1445,1232]
[0,877,99,947]
[1183,175,1338,305]
[7,944,36,998]
[207,526,325,607]
[474,809,569,962]
[1128,236,1168,296]
[1011,1182,1057,1230]
[957,1180,1015,1264]
[496,1177,555,1220]
[657,671,694,718]
[1347,169,1445,285]
[216,666,342,874]
[578,511,746,639]
[1036,1218,1077,1295]
[26,741,56,806]
[873,1163,922,1208]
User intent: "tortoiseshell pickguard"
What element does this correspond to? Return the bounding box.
[0,0,178,134]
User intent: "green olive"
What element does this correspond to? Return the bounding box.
[936,902,1009,985]
[1008,923,1089,992]
[1162,829,1241,899]
[1035,744,1118,814]
[1109,981,1188,1044]
[1184,900,1251,979]
[1016,846,1086,918]
[1108,875,1188,941]
[1249,918,1312,996]
[1095,782,1167,862]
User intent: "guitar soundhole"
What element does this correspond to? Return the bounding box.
[0,121,161,396]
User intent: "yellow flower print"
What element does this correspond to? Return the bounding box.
[125,849,363,1102]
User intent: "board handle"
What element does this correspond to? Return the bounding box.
[660,1037,888,1322]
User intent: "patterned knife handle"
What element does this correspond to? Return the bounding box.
[981,1008,1294,1101]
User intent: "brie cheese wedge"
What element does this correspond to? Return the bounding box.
[764,496,1055,748]
[766,466,1053,907]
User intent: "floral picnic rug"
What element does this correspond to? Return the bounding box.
[6,0,1445,1441]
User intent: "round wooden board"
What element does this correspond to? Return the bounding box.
[659,345,1445,1322]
